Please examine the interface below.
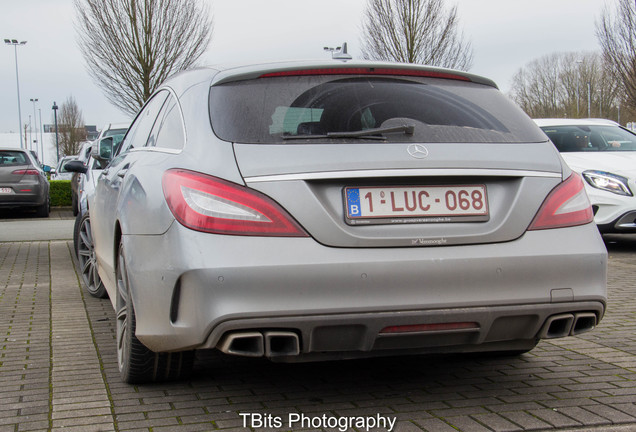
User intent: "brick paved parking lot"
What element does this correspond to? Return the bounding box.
[2,220,636,431]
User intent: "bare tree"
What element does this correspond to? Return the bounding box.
[360,0,473,70]
[74,0,213,116]
[57,96,87,156]
[596,0,636,113]
[509,52,621,120]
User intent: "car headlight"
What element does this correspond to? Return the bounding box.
[582,170,633,196]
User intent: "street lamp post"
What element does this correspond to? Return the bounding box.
[38,108,43,164]
[28,115,32,151]
[4,39,27,149]
[30,98,38,159]
[52,102,60,162]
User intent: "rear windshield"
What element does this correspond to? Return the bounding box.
[540,125,636,152]
[0,150,28,165]
[209,75,546,144]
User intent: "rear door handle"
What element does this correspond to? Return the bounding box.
[117,168,128,178]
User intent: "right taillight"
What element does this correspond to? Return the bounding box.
[528,173,594,231]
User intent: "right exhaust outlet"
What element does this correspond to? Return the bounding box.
[540,314,575,339]
[539,312,598,339]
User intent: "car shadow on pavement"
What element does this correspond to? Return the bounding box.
[603,234,636,253]
[69,236,636,432]
[0,207,44,219]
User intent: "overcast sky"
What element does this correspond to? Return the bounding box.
[0,0,610,134]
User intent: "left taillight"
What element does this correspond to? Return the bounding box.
[162,169,308,237]
[12,169,40,175]
[528,173,594,231]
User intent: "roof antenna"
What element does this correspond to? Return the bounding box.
[324,42,352,61]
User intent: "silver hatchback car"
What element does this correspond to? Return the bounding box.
[88,61,607,383]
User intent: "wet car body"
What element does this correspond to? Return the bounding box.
[88,61,607,383]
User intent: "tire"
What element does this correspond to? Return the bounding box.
[116,239,194,384]
[73,212,81,258]
[36,197,50,218]
[72,193,78,216]
[76,212,107,298]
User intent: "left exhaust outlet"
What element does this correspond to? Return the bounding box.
[218,332,264,357]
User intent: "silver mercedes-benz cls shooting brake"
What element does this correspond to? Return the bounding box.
[87,61,607,383]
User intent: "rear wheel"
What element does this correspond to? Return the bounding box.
[36,197,50,218]
[115,239,194,384]
[72,193,78,216]
[76,212,107,298]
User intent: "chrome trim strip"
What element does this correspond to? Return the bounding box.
[244,168,561,183]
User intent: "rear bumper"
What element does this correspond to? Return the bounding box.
[588,188,636,233]
[0,185,48,208]
[121,222,607,354]
[597,210,636,233]
[204,302,603,361]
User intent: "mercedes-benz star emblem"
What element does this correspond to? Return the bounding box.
[407,144,429,159]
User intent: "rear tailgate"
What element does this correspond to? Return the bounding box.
[235,141,563,247]
[210,65,563,247]
[0,163,30,188]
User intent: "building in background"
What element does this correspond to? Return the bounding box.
[0,124,98,166]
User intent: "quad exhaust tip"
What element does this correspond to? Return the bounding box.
[218,331,264,357]
[218,330,300,358]
[571,312,597,336]
[539,312,597,339]
[264,331,301,357]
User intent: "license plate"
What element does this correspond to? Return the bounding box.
[344,185,489,225]
[0,188,13,194]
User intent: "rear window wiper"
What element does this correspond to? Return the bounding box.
[282,124,415,141]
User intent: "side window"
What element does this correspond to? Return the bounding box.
[147,95,185,150]
[118,90,169,155]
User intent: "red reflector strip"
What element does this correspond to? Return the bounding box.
[259,68,471,82]
[380,322,479,334]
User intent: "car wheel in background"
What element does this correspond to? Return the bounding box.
[36,197,50,218]
[73,212,81,258]
[115,239,193,384]
[72,193,78,216]
[76,212,107,298]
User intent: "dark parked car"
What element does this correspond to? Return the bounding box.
[0,147,50,217]
[88,61,607,384]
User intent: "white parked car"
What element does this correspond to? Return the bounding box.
[65,122,129,299]
[51,156,77,181]
[534,118,636,233]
